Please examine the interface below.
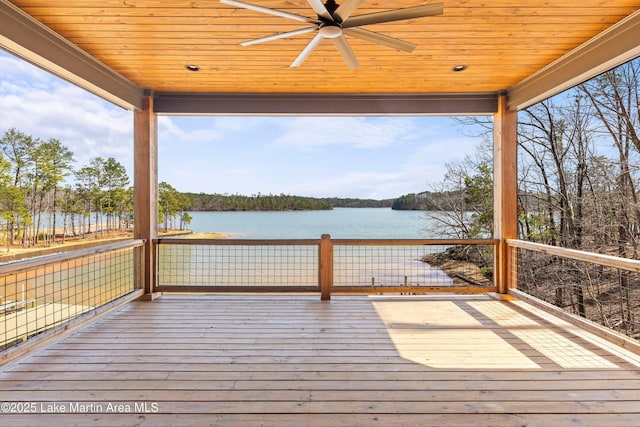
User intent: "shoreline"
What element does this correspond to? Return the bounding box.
[179,231,231,239]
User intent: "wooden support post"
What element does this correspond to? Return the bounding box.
[494,92,518,293]
[134,95,158,295]
[319,234,333,301]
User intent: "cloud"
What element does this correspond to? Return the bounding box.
[407,136,479,168]
[285,166,444,199]
[0,51,133,173]
[159,159,258,195]
[272,117,418,149]
[0,53,53,87]
[158,116,279,151]
[159,117,221,147]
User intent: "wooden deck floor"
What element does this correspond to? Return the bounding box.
[1,294,640,426]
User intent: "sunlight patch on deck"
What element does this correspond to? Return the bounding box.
[470,301,619,369]
[373,300,540,369]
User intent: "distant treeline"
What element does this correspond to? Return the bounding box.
[391,191,463,210]
[184,193,332,211]
[183,193,395,211]
[328,197,394,208]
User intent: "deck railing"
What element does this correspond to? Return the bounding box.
[0,239,144,353]
[155,236,498,298]
[508,239,640,341]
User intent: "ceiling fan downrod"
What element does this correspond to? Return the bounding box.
[324,0,339,15]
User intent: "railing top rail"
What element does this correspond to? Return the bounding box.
[0,239,145,277]
[507,238,640,273]
[156,238,498,246]
[332,238,499,246]
[156,238,322,246]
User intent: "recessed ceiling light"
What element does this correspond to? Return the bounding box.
[185,65,200,72]
[452,65,467,72]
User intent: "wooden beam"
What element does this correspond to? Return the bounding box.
[134,97,158,294]
[493,93,518,294]
[152,93,499,116]
[0,0,143,110]
[509,8,640,110]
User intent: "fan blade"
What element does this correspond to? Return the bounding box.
[334,0,364,23]
[332,35,360,70]
[291,33,325,67]
[343,3,443,28]
[221,0,320,24]
[306,0,333,21]
[241,27,318,46]
[343,27,415,52]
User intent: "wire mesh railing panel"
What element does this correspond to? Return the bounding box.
[157,243,319,288]
[0,241,141,351]
[514,246,640,341]
[333,242,495,291]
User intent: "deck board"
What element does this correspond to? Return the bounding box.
[1,294,640,426]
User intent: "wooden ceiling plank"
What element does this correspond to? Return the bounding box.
[10,0,639,8]
[74,38,585,47]
[29,15,628,25]
[4,0,640,108]
[54,30,606,40]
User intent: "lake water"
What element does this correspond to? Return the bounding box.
[187,208,437,239]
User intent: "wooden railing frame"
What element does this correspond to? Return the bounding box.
[506,238,640,351]
[1,289,144,365]
[0,239,146,364]
[154,237,499,299]
[331,238,497,246]
[506,239,640,273]
[0,239,146,277]
[510,288,640,354]
[155,237,323,295]
[155,238,321,246]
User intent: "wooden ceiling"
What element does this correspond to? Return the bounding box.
[2,0,640,111]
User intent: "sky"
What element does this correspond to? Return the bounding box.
[0,49,488,199]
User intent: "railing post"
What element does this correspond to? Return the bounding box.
[134,243,145,290]
[507,242,517,290]
[319,234,333,301]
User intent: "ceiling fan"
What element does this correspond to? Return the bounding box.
[220,0,444,69]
